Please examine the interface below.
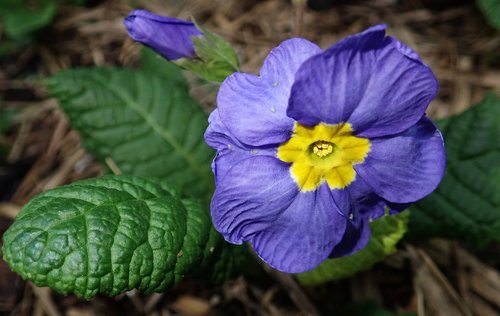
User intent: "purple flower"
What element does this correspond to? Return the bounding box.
[205,25,446,273]
[124,10,202,61]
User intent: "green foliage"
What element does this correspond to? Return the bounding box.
[477,0,500,30]
[141,48,187,85]
[1,175,238,299]
[0,108,18,134]
[408,95,500,246]
[174,21,239,83]
[0,107,17,155]
[297,211,409,285]
[203,242,249,285]
[44,58,214,201]
[0,0,87,56]
[0,0,57,40]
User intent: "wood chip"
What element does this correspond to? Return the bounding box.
[171,295,211,316]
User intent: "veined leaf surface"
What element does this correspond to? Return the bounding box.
[45,65,214,200]
[409,95,500,246]
[2,175,222,299]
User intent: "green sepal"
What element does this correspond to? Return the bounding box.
[173,20,239,83]
[297,211,409,285]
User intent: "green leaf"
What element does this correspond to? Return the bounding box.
[297,211,409,285]
[408,94,500,246]
[477,0,500,30]
[1,175,224,299]
[44,65,214,200]
[0,0,57,40]
[0,107,18,133]
[203,243,249,285]
[174,22,239,83]
[141,47,187,85]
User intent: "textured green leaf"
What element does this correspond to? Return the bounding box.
[174,22,239,83]
[44,65,214,200]
[477,0,500,30]
[1,175,224,299]
[0,0,57,40]
[203,243,249,285]
[408,95,500,246]
[297,211,409,285]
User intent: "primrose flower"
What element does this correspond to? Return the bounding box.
[124,10,202,61]
[205,25,445,273]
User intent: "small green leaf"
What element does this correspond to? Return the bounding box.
[0,0,57,40]
[477,0,500,30]
[174,22,239,83]
[1,175,223,299]
[297,211,409,285]
[408,94,500,246]
[44,64,214,200]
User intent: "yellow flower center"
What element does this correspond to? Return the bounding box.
[277,122,371,191]
[311,140,334,157]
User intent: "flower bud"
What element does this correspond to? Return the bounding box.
[124,9,202,61]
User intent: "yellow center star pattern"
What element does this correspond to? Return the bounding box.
[277,122,371,191]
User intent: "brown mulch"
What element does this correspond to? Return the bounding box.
[1,0,499,315]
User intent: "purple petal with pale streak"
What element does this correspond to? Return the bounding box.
[217,38,322,147]
[287,24,438,138]
[124,10,201,61]
[388,36,422,63]
[250,184,347,273]
[355,117,446,203]
[205,109,276,183]
[210,156,298,244]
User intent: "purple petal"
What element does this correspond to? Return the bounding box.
[250,184,347,273]
[287,24,438,138]
[217,38,321,147]
[210,156,299,244]
[205,109,276,183]
[326,183,377,257]
[124,10,202,61]
[389,36,422,63]
[387,201,411,215]
[355,117,446,203]
[330,177,384,220]
[329,217,371,258]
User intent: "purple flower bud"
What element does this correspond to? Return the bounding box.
[124,10,202,61]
